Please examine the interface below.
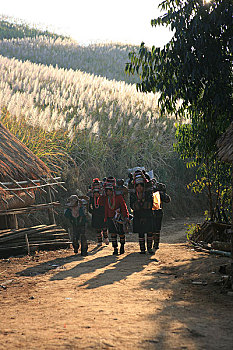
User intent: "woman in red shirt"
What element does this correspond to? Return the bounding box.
[99,177,129,255]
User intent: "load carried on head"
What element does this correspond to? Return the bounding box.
[128,166,171,254]
[87,177,109,246]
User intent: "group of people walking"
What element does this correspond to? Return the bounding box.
[64,169,171,256]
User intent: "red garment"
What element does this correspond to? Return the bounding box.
[98,195,106,207]
[98,194,129,221]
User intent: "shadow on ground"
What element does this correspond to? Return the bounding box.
[14,240,233,349]
[16,245,105,277]
[138,250,233,349]
[51,251,155,288]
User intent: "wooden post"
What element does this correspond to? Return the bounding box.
[7,214,18,229]
[0,214,18,229]
[231,232,233,290]
[25,233,30,255]
[231,169,233,289]
[46,186,56,225]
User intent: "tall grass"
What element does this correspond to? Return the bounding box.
[0,33,139,84]
[0,55,174,164]
[0,55,178,188]
[0,108,75,174]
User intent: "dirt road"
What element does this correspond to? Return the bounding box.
[1,217,233,350]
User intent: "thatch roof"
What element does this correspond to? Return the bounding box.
[0,122,51,181]
[217,122,233,163]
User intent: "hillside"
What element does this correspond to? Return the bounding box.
[0,18,139,84]
[0,17,67,40]
[0,54,174,176]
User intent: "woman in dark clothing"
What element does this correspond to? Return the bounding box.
[152,182,171,250]
[64,195,88,255]
[89,178,109,246]
[129,170,154,254]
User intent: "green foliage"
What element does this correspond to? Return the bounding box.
[186,223,199,241]
[126,0,232,132]
[125,0,233,219]
[174,121,232,221]
[186,159,232,222]
[126,0,232,141]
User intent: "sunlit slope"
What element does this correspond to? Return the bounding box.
[0,19,176,177]
[0,54,173,141]
[0,35,139,84]
[0,17,67,40]
[0,18,140,83]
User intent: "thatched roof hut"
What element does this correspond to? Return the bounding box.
[0,122,52,212]
[0,122,50,182]
[0,123,70,256]
[217,122,233,163]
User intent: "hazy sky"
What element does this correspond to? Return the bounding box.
[1,0,173,47]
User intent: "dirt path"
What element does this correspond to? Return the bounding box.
[1,217,233,350]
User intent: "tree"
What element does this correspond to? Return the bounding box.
[125,0,233,219]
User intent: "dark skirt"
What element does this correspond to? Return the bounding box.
[107,218,124,234]
[91,212,105,229]
[152,209,163,232]
[133,210,153,234]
